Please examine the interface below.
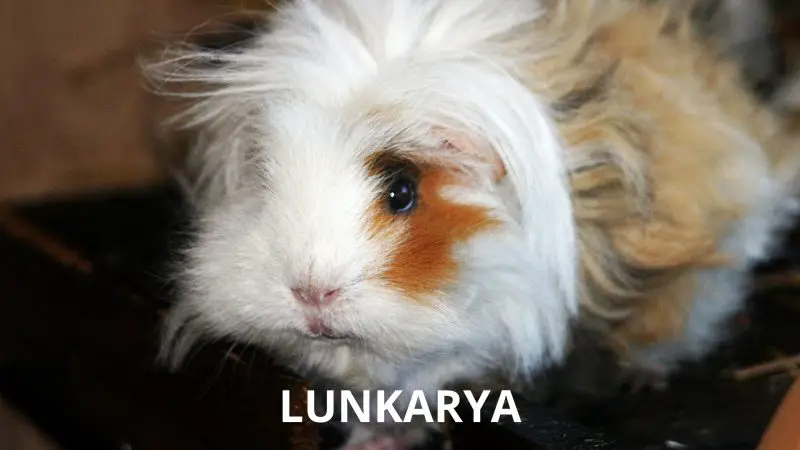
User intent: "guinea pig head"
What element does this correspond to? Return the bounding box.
[162,111,576,386]
[155,0,580,388]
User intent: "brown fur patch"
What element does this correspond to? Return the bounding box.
[611,272,698,350]
[517,0,800,356]
[364,152,499,301]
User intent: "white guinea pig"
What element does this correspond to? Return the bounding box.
[148,0,800,448]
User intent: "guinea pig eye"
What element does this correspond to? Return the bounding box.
[386,175,417,214]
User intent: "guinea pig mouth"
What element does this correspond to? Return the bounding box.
[310,332,353,341]
[302,315,357,341]
[304,327,361,341]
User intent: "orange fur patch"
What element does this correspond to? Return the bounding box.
[365,154,499,301]
[517,0,800,354]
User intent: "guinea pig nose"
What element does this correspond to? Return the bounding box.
[291,286,341,307]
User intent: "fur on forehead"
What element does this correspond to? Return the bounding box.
[250,98,502,193]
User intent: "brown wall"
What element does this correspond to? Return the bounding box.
[0,0,265,202]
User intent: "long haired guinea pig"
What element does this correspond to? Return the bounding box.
[148,0,800,447]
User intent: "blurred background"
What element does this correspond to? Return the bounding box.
[0,0,270,204]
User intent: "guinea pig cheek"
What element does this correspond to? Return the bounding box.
[367,167,500,303]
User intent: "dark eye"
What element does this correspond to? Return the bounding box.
[386,175,417,214]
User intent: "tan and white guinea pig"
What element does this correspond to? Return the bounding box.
[148,0,800,448]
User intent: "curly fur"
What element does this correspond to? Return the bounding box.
[146,0,800,446]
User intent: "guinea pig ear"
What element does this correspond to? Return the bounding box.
[431,128,507,182]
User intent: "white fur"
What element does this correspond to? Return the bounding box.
[152,0,578,442]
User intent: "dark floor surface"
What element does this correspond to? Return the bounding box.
[0,184,798,450]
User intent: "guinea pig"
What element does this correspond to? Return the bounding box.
[147,0,800,448]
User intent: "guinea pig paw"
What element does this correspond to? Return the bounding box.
[340,425,437,450]
[343,435,408,450]
[625,367,670,394]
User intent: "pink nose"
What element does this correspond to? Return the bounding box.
[291,286,341,307]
